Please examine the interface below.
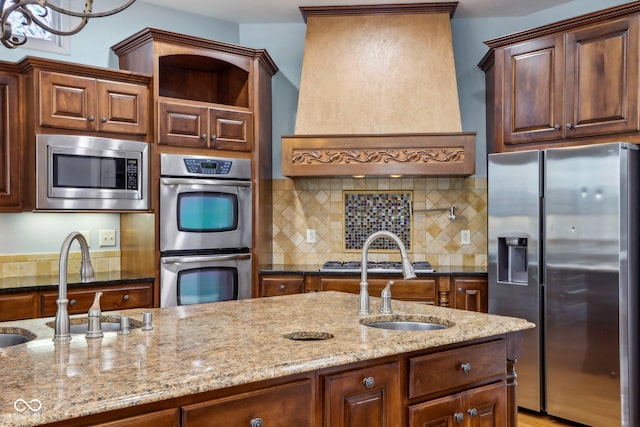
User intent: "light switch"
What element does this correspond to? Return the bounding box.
[306,229,317,243]
[461,230,471,245]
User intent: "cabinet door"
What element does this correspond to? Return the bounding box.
[97,80,148,135]
[260,275,305,297]
[40,282,153,316]
[0,71,21,210]
[324,361,400,427]
[319,277,437,305]
[39,71,97,131]
[408,393,460,427]
[159,100,209,148]
[463,382,506,427]
[503,36,564,144]
[565,17,639,137]
[209,107,253,151]
[0,292,37,321]
[453,277,487,313]
[182,379,312,427]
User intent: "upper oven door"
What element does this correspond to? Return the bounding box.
[160,177,252,252]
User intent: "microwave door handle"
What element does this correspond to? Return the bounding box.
[161,253,251,264]
[160,177,251,187]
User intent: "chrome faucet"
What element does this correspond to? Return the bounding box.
[54,232,95,342]
[358,231,416,315]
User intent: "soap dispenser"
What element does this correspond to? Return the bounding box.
[86,291,104,339]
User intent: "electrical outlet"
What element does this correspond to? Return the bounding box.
[306,228,317,243]
[461,230,471,245]
[79,230,91,247]
[99,229,116,247]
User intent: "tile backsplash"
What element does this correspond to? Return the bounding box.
[0,250,121,279]
[272,177,487,267]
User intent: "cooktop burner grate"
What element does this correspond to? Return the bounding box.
[320,261,434,273]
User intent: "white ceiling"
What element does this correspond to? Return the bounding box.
[141,0,573,24]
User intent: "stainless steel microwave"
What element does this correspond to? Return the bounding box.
[36,134,149,211]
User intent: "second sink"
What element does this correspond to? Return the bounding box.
[0,328,36,348]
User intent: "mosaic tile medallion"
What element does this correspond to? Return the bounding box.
[343,191,412,251]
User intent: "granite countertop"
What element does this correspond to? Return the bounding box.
[0,271,155,293]
[0,292,533,426]
[259,264,488,275]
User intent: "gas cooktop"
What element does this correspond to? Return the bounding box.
[320,261,434,273]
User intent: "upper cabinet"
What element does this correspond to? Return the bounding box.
[18,57,151,139]
[112,28,277,154]
[0,62,21,211]
[480,3,640,153]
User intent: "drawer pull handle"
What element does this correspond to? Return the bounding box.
[460,362,472,374]
[454,412,464,423]
[88,115,95,122]
[363,376,375,389]
[69,299,77,306]
[123,294,130,302]
[101,116,107,123]
[468,408,478,418]
[201,134,207,140]
[279,284,286,291]
[250,418,263,427]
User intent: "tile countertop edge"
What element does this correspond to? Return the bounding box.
[0,292,532,427]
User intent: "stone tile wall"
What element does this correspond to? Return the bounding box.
[0,250,121,278]
[272,177,487,267]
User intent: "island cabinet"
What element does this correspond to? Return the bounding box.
[481,3,640,153]
[91,409,180,427]
[309,276,439,305]
[0,291,37,321]
[0,62,21,212]
[259,274,305,297]
[18,57,151,138]
[322,361,400,427]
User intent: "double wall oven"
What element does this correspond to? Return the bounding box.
[159,153,252,307]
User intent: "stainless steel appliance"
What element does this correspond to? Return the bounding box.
[36,134,149,210]
[159,153,252,252]
[159,153,253,307]
[320,261,434,273]
[488,143,639,426]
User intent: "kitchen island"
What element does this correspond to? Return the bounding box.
[0,291,533,427]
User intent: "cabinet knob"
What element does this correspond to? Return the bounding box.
[553,124,560,130]
[566,123,573,129]
[69,299,77,306]
[460,362,472,374]
[363,376,375,389]
[279,284,286,291]
[101,116,107,123]
[88,115,95,122]
[201,134,207,140]
[468,408,478,418]
[250,418,263,427]
[454,412,464,423]
[123,294,130,302]
[211,134,217,141]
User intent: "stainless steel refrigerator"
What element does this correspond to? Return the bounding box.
[488,142,639,426]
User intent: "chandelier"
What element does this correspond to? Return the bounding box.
[0,0,136,48]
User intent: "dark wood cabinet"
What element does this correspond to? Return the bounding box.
[323,362,400,427]
[91,409,180,427]
[482,5,640,153]
[0,63,21,211]
[313,276,438,305]
[452,276,488,313]
[260,275,305,297]
[0,292,37,321]
[182,380,313,427]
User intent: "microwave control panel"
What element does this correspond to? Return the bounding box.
[184,158,232,175]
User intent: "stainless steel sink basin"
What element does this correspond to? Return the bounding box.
[360,315,453,331]
[0,328,36,348]
[45,316,142,334]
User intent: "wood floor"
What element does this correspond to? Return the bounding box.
[518,411,581,427]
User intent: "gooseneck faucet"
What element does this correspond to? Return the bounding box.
[54,232,95,342]
[358,231,416,315]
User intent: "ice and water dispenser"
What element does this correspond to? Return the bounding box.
[497,237,528,284]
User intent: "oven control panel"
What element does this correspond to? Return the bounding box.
[183,158,233,175]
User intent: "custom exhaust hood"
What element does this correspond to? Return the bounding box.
[282,2,475,178]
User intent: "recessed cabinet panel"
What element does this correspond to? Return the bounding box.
[0,71,20,210]
[210,108,253,151]
[98,80,148,135]
[40,71,96,131]
[159,101,208,148]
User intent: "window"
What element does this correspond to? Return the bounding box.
[2,0,69,53]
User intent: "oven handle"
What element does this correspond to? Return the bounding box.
[161,253,251,264]
[160,177,251,187]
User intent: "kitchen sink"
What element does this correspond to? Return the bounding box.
[0,328,36,348]
[45,316,142,334]
[360,315,453,331]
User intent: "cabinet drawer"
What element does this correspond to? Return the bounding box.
[409,340,506,399]
[182,379,312,426]
[92,408,179,427]
[41,283,153,316]
[260,276,304,297]
[320,277,437,304]
[0,292,37,321]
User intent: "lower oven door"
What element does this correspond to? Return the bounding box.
[160,253,252,307]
